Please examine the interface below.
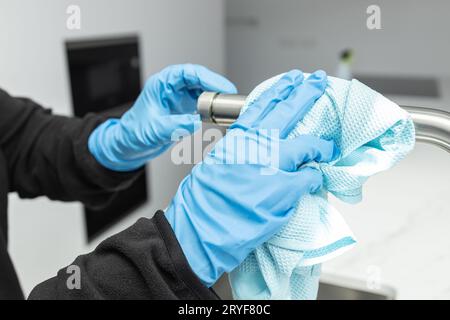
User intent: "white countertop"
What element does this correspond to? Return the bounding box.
[323,139,450,299]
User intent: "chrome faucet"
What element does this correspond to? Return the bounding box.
[198,92,450,153]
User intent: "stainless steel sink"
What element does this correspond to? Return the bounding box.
[317,274,396,300]
[213,273,396,300]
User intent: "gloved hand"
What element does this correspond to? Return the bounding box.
[88,64,237,171]
[165,69,340,287]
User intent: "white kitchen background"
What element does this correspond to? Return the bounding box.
[226,0,450,299]
[0,0,449,299]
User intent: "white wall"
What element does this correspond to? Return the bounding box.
[226,0,450,93]
[0,0,226,296]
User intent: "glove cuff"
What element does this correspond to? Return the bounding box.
[89,119,160,172]
[165,177,220,287]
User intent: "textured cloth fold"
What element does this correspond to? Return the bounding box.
[229,74,415,300]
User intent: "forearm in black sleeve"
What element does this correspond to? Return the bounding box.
[0,88,141,208]
[28,211,218,300]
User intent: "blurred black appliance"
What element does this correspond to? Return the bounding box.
[66,35,148,241]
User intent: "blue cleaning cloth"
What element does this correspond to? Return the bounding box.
[229,74,416,300]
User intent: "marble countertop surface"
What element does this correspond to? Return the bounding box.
[323,140,450,299]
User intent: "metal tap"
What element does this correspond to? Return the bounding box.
[198,92,450,153]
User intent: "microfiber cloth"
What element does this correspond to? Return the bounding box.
[229,74,416,300]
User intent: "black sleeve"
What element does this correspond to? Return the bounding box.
[0,88,141,209]
[28,211,218,300]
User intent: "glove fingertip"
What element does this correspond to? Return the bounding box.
[307,70,328,91]
[330,143,341,161]
[164,114,201,142]
[312,69,327,79]
[193,116,202,132]
[317,139,340,163]
[218,79,238,94]
[185,114,202,133]
[298,167,323,193]
[192,64,237,94]
[285,69,303,79]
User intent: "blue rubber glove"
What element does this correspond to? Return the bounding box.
[88,64,237,171]
[165,70,340,287]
